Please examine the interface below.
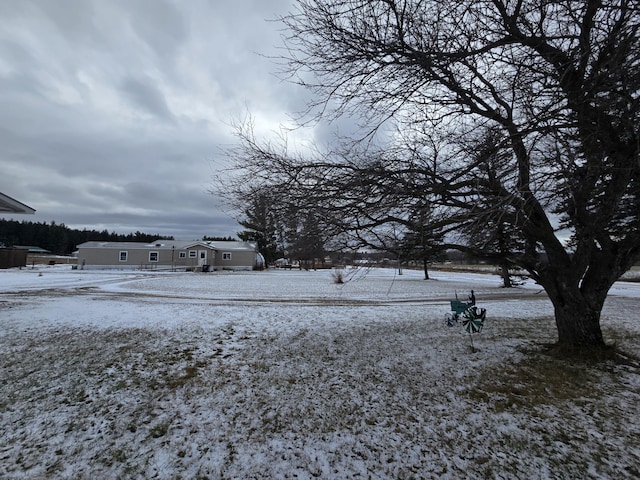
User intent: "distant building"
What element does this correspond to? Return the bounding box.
[0,191,35,268]
[13,246,52,255]
[76,240,262,271]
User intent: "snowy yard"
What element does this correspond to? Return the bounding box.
[1,266,639,479]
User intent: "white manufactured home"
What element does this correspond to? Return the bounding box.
[76,240,262,271]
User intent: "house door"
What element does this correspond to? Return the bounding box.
[198,250,207,266]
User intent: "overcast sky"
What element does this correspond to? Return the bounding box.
[0,0,322,240]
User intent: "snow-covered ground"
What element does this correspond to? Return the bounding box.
[1,265,639,479]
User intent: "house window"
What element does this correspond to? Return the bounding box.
[179,252,186,259]
[189,251,197,258]
[119,251,128,262]
[222,252,232,261]
[149,251,159,262]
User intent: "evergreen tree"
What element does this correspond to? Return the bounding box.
[236,190,281,264]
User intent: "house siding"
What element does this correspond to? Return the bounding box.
[76,241,259,271]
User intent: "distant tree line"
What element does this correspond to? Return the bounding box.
[0,219,174,255]
[202,235,237,242]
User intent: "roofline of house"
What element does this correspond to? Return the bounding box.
[0,192,36,214]
[76,240,258,251]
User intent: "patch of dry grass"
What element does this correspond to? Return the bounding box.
[1,309,639,478]
[464,340,640,477]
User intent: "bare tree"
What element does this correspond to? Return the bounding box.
[267,0,640,349]
[216,117,444,248]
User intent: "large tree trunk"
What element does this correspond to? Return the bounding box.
[552,300,606,348]
[542,274,608,348]
[423,258,430,280]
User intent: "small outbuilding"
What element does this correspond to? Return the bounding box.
[0,191,35,269]
[76,240,261,271]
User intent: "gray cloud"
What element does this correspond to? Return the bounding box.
[127,0,188,60]
[120,76,175,122]
[0,0,310,240]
